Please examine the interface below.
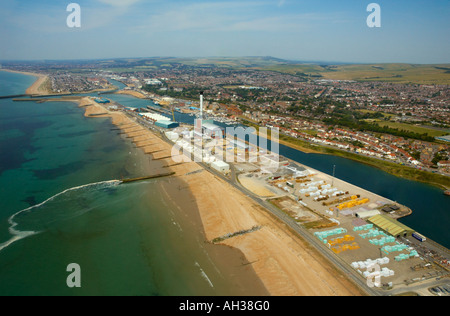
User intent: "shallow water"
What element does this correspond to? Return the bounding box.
[0,71,266,295]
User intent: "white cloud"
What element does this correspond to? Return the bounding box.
[132,1,305,33]
[2,1,145,33]
[97,0,142,7]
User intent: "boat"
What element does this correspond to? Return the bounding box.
[445,190,450,196]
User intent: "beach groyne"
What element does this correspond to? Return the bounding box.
[211,226,263,244]
[121,172,176,184]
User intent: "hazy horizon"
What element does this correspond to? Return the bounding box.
[0,0,449,64]
[1,56,450,66]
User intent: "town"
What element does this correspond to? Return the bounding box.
[3,58,449,176]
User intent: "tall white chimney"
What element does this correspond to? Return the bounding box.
[200,91,204,119]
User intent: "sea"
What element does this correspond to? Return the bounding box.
[0,71,448,296]
[0,71,264,296]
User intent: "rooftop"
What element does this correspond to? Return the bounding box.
[368,214,415,237]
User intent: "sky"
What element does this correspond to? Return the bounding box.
[0,0,449,63]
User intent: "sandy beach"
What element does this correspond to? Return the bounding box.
[1,69,50,95]
[81,97,366,296]
[26,74,49,95]
[114,89,148,99]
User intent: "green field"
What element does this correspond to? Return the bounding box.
[321,64,450,85]
[357,109,396,118]
[375,121,449,137]
[171,58,450,85]
[260,63,450,85]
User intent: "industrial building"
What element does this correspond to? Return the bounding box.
[211,160,230,174]
[94,97,110,104]
[139,112,179,129]
[381,205,400,213]
[192,92,225,139]
[156,120,179,129]
[202,122,224,138]
[140,112,169,122]
[368,214,415,238]
[355,209,381,219]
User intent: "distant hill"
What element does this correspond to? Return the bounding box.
[4,56,448,84]
[142,57,450,85]
[255,62,450,85]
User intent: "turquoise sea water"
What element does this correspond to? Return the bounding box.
[0,71,264,296]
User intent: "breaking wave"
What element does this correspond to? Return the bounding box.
[195,261,214,288]
[0,180,122,253]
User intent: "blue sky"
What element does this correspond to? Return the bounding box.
[0,0,448,63]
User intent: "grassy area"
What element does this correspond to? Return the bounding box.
[320,63,450,85]
[357,109,396,119]
[259,63,450,85]
[261,64,325,76]
[375,121,449,138]
[171,56,288,68]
